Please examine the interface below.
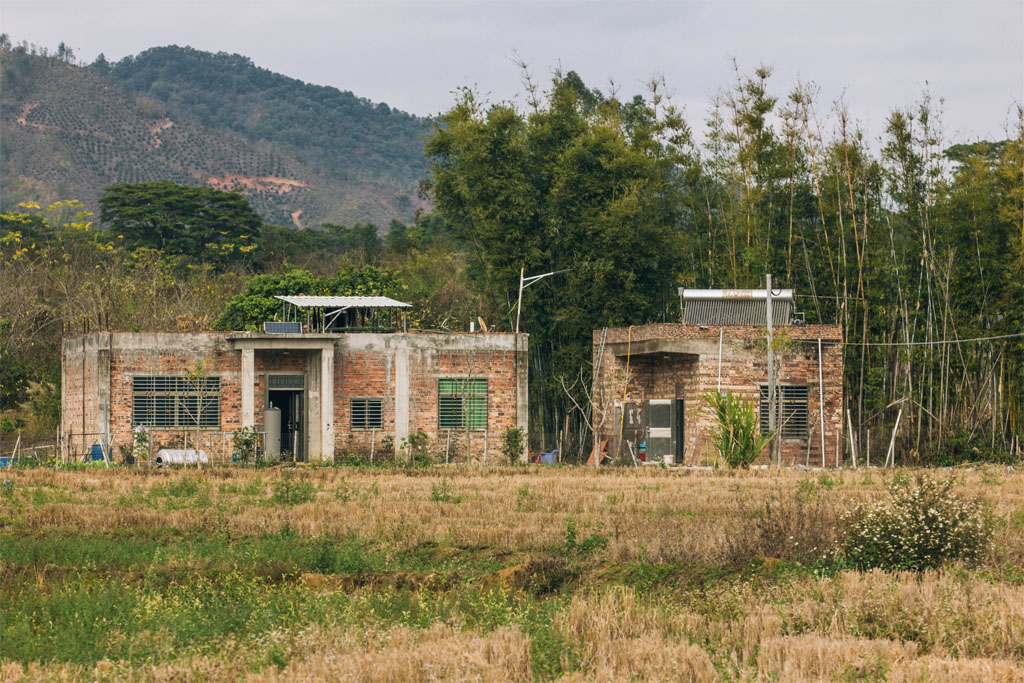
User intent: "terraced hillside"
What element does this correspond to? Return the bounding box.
[0,47,429,227]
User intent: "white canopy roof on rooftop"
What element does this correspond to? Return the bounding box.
[680,289,793,301]
[274,295,411,309]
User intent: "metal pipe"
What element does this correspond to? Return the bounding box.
[766,274,776,468]
[717,328,723,391]
[818,338,825,469]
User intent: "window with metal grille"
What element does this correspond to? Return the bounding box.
[759,385,809,439]
[132,376,221,429]
[350,398,383,429]
[438,378,488,430]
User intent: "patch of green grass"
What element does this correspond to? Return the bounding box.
[429,479,463,504]
[798,478,817,496]
[269,477,316,506]
[515,484,533,511]
[148,475,213,509]
[3,568,583,679]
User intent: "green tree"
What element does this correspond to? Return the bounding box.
[99,181,261,266]
[423,71,689,444]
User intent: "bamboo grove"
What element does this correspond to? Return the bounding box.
[424,65,1023,462]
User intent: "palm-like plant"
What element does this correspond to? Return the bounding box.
[702,390,772,468]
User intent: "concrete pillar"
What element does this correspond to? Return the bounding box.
[516,335,529,461]
[240,348,254,428]
[394,347,409,455]
[321,346,334,462]
[308,350,322,460]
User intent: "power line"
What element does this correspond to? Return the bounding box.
[789,331,1024,347]
[838,331,1024,347]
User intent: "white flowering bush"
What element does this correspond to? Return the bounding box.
[839,475,992,571]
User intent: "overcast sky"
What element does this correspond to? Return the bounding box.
[3,0,1022,145]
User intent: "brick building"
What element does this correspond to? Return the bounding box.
[592,289,843,467]
[62,300,528,462]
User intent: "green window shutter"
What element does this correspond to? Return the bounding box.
[438,378,487,430]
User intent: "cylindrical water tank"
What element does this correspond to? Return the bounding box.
[264,407,281,458]
[155,449,209,467]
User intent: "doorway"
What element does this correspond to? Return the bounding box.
[268,389,304,462]
[645,399,674,462]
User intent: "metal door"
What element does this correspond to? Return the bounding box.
[675,384,686,464]
[289,392,304,462]
[675,398,685,463]
[645,399,674,462]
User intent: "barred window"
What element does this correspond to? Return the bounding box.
[759,385,809,439]
[438,378,487,430]
[350,398,383,429]
[132,376,221,429]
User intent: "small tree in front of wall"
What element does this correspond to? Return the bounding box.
[180,362,214,468]
[702,390,772,469]
[501,426,525,465]
[400,430,431,466]
[131,425,150,465]
[232,426,261,464]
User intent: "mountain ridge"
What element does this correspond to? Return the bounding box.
[1,44,431,227]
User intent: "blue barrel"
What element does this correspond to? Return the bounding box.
[90,444,106,461]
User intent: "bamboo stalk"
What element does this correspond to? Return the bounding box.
[885,408,904,468]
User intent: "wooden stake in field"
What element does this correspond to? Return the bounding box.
[9,433,21,466]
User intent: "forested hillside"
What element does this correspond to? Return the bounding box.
[105,46,428,188]
[0,43,428,226]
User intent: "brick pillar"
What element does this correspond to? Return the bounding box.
[516,335,529,461]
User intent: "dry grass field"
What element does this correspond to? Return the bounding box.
[2,464,1023,681]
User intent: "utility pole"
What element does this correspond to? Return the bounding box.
[515,267,525,334]
[513,266,570,462]
[766,274,778,469]
[514,267,570,334]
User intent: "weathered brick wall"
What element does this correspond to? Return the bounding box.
[61,335,103,456]
[408,347,519,462]
[106,333,241,460]
[593,324,844,467]
[64,331,525,463]
[334,350,392,454]
[254,350,311,431]
[333,344,521,462]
